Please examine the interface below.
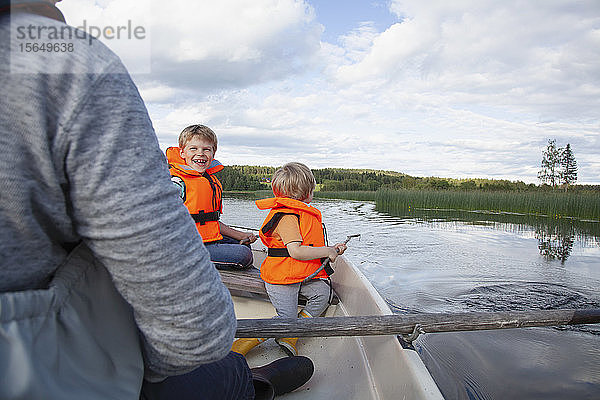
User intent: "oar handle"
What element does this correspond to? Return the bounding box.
[228,225,260,232]
[236,308,600,338]
[302,234,360,283]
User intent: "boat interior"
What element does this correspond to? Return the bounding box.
[219,251,443,400]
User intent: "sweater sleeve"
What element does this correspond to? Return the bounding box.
[59,61,236,381]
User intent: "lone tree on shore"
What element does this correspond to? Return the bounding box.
[559,143,578,191]
[538,139,561,187]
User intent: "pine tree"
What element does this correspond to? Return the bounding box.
[560,143,578,191]
[538,139,561,188]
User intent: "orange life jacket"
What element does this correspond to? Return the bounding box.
[256,197,327,284]
[166,147,224,243]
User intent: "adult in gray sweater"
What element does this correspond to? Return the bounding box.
[0,1,256,399]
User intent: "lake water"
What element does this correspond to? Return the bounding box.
[221,195,600,400]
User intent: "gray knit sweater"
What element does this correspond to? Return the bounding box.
[0,13,236,381]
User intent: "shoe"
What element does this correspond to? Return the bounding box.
[251,356,314,400]
[273,309,313,356]
[298,309,313,319]
[273,309,312,357]
[275,337,298,356]
[231,337,266,356]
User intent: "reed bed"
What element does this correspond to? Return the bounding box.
[375,189,600,221]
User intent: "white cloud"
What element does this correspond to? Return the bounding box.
[336,0,600,119]
[146,0,323,89]
[58,0,152,72]
[56,0,600,184]
[59,0,323,88]
[138,83,177,103]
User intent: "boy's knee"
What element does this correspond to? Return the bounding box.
[304,280,330,298]
[238,246,253,268]
[301,280,331,315]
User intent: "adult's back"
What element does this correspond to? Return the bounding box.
[0,6,236,399]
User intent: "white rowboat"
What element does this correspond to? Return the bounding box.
[219,249,445,399]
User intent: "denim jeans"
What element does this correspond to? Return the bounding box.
[205,235,253,270]
[140,351,255,400]
[264,279,331,318]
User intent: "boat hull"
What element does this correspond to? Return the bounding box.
[227,251,443,399]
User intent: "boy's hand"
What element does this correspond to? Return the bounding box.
[287,242,345,262]
[326,247,339,262]
[333,243,347,256]
[327,243,346,262]
[239,233,257,245]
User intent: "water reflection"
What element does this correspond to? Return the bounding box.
[537,230,574,262]
[383,207,599,262]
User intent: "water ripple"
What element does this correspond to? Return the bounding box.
[222,195,600,400]
[459,282,599,312]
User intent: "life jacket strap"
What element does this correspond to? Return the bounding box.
[267,247,290,257]
[261,212,299,235]
[191,210,220,225]
[267,245,319,258]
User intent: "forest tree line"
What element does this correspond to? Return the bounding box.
[216,165,599,193]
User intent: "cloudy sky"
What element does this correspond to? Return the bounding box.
[58,0,600,184]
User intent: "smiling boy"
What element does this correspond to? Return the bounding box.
[167,124,257,269]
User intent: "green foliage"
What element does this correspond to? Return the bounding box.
[219,164,596,194]
[315,168,404,191]
[538,139,561,187]
[216,165,274,191]
[219,163,597,219]
[560,143,578,190]
[538,139,579,190]
[459,180,478,190]
[219,166,408,192]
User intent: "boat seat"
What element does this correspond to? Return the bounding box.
[219,267,339,305]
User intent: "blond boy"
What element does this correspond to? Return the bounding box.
[233,162,346,357]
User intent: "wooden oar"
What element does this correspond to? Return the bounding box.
[236,308,600,338]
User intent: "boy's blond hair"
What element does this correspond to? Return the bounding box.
[271,162,316,201]
[178,124,218,152]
